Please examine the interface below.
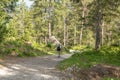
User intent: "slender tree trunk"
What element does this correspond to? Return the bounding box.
[63,17,66,47]
[74,25,77,45]
[79,28,83,45]
[79,5,85,45]
[101,22,104,46]
[107,33,110,46]
[66,25,68,46]
[48,22,51,38]
[48,0,51,38]
[95,0,102,50]
[20,0,25,38]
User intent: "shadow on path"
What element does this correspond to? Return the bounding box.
[0,53,73,80]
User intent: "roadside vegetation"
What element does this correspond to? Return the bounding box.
[58,46,120,70]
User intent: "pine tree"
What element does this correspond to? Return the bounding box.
[87,0,120,50]
[0,0,17,43]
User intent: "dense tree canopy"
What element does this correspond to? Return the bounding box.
[0,0,120,51]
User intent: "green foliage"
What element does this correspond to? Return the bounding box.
[72,45,88,50]
[0,0,18,43]
[0,0,120,57]
[63,47,69,53]
[103,78,120,80]
[0,40,48,57]
[57,46,120,70]
[100,46,120,55]
[46,42,52,48]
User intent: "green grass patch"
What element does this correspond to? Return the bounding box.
[57,46,120,70]
[71,45,91,51]
[103,78,120,80]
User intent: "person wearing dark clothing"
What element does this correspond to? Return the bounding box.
[57,44,62,58]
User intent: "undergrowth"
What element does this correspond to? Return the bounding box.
[57,46,120,70]
[0,40,48,57]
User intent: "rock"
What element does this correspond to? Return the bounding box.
[11,51,18,56]
[49,36,60,45]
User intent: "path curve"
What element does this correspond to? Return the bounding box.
[0,54,73,80]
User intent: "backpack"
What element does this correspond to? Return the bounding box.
[57,45,61,51]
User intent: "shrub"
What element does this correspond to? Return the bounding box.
[46,42,52,48]
[0,40,48,57]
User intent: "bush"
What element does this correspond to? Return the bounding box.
[46,42,52,48]
[0,40,48,57]
[100,46,120,55]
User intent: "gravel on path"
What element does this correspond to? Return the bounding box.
[0,54,73,80]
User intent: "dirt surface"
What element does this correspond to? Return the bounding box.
[67,64,120,80]
[1,54,119,80]
[0,54,73,80]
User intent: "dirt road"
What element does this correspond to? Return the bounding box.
[0,54,73,80]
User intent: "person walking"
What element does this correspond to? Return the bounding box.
[56,44,62,58]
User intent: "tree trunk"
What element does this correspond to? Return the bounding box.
[48,22,51,38]
[79,5,85,45]
[95,0,102,50]
[101,22,104,46]
[66,25,68,46]
[48,0,52,38]
[63,17,66,47]
[74,25,77,45]
[20,0,25,38]
[80,28,83,45]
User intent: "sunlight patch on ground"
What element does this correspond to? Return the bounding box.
[34,74,59,79]
[0,67,15,76]
[27,68,38,72]
[41,74,53,79]
[11,66,20,70]
[0,65,5,68]
[10,64,39,72]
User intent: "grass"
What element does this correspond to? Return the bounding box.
[103,78,120,80]
[57,46,120,70]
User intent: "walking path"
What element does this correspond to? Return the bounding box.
[0,54,73,80]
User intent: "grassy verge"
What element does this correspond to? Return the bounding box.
[103,78,120,80]
[57,46,120,70]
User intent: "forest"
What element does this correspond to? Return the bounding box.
[0,0,120,80]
